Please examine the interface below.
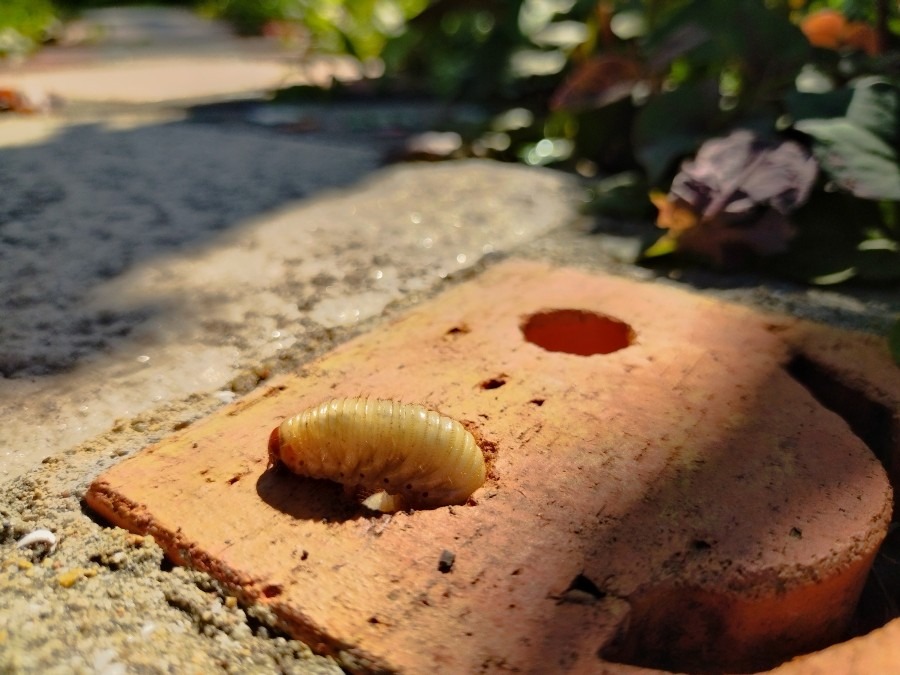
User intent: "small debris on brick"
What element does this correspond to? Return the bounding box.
[438,550,455,574]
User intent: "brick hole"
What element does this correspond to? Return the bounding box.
[786,353,900,638]
[521,310,634,356]
[261,584,283,598]
[604,354,899,674]
[480,376,506,390]
[446,324,470,335]
[557,573,606,604]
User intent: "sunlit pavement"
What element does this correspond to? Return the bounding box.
[0,6,582,481]
[0,6,349,104]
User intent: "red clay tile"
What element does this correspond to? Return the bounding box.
[85,260,898,674]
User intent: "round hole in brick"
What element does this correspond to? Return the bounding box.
[262,584,283,598]
[521,309,634,355]
[480,377,506,390]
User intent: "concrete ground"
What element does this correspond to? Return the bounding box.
[0,6,898,674]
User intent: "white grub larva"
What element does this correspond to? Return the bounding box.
[268,397,486,510]
[16,528,57,554]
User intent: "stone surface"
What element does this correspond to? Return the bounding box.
[0,156,577,482]
[85,260,895,674]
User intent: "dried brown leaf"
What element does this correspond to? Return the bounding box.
[659,130,818,266]
[550,54,644,111]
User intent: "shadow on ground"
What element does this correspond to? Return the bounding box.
[0,116,379,377]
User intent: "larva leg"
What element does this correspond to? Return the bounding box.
[360,491,406,513]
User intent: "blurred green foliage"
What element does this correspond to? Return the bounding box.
[373,0,898,287]
[2,0,898,290]
[199,0,429,48]
[198,0,298,36]
[0,0,59,57]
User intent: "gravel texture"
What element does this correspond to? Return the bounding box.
[1,399,343,674]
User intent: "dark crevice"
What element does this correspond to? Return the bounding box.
[603,354,899,673]
[445,324,470,335]
[79,499,117,528]
[480,376,507,390]
[786,354,897,478]
[785,352,900,642]
[261,584,283,598]
[567,573,605,598]
[556,573,607,605]
[242,607,279,638]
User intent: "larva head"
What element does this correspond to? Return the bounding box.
[267,426,282,469]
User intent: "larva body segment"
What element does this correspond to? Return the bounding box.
[268,397,486,509]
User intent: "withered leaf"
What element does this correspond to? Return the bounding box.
[550,54,644,111]
[671,129,817,219]
[656,129,818,266]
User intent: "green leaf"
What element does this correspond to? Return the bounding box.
[766,191,874,282]
[565,100,639,174]
[645,0,809,89]
[641,234,677,259]
[854,242,900,282]
[784,88,854,123]
[846,77,900,143]
[795,80,900,201]
[582,171,654,220]
[797,119,900,200]
[633,80,720,185]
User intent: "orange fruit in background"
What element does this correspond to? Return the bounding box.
[801,9,847,49]
[800,8,880,55]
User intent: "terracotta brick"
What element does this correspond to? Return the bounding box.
[85,260,898,674]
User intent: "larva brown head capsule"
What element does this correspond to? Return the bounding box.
[267,427,283,470]
[267,397,487,511]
